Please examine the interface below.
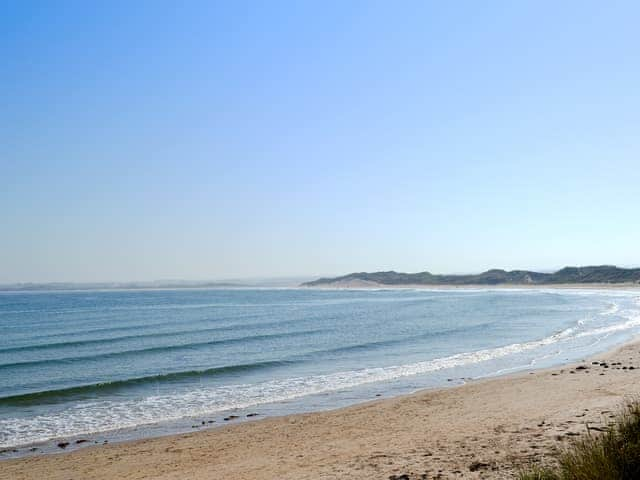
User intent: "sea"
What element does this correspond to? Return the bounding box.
[1,287,640,455]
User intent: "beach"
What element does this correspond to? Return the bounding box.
[3,337,640,479]
[6,0,640,477]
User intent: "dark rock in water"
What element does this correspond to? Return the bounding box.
[29,447,38,452]
[224,415,240,421]
[629,366,635,370]
[201,421,206,425]
[575,365,588,370]
[207,420,215,423]
[592,361,600,365]
[57,442,69,449]
[469,461,490,471]
[246,413,259,417]
[75,439,88,444]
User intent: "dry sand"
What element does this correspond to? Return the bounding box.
[3,340,640,480]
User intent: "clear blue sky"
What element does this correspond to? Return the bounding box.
[2,1,639,283]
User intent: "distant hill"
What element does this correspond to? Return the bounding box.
[301,265,640,287]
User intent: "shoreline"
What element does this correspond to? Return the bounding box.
[301,281,640,290]
[2,283,640,294]
[2,287,634,459]
[3,337,640,479]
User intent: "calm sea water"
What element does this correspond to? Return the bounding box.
[1,287,640,452]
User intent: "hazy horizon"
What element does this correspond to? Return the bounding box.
[3,1,639,283]
[4,264,640,287]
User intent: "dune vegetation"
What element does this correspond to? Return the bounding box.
[520,400,640,480]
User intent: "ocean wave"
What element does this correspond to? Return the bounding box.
[0,359,297,407]
[599,302,620,316]
[318,321,498,356]
[0,317,325,356]
[0,328,325,371]
[0,312,311,349]
[0,323,493,404]
[3,316,631,448]
[2,291,640,448]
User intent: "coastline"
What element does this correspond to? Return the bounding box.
[2,282,639,294]
[3,336,640,479]
[301,281,640,290]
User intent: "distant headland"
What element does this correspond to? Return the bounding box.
[301,265,640,288]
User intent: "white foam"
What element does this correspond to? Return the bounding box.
[576,314,640,338]
[3,294,640,448]
[0,326,605,447]
[600,302,620,316]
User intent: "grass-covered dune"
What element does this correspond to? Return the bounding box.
[303,265,640,287]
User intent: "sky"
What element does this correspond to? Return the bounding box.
[2,1,640,283]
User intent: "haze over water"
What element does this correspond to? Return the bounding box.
[1,287,640,451]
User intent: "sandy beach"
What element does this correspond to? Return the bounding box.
[2,337,640,480]
[5,0,639,477]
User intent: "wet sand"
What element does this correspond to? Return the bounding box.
[3,338,640,479]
